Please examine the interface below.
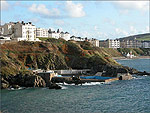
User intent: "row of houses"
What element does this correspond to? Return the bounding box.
[0,21,99,47]
[99,39,150,48]
[0,21,72,43]
[0,21,149,48]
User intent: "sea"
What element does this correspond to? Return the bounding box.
[1,58,150,113]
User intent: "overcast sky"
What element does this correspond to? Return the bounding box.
[1,0,150,40]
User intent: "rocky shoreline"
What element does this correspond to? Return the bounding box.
[112,56,150,60]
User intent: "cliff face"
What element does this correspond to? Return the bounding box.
[1,38,121,76]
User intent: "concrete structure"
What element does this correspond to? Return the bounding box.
[38,71,57,86]
[56,69,91,75]
[106,39,120,48]
[36,28,48,38]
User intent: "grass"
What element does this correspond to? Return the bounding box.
[136,36,150,41]
[38,37,52,41]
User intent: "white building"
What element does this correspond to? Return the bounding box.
[48,29,60,39]
[107,39,120,48]
[142,41,150,48]
[36,28,48,38]
[70,36,85,41]
[60,32,70,41]
[48,29,71,40]
[89,39,99,47]
[13,21,39,41]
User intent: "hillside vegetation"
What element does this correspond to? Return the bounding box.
[1,38,121,76]
[119,33,150,41]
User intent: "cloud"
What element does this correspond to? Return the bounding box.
[54,20,65,26]
[103,18,115,25]
[146,26,150,32]
[130,26,137,35]
[1,0,10,10]
[28,4,60,18]
[115,28,129,36]
[94,26,98,31]
[29,18,39,23]
[112,1,149,14]
[66,1,85,18]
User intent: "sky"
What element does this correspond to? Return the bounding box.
[1,0,150,40]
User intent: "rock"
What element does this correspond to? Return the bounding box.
[1,77,9,89]
[11,85,20,89]
[49,83,61,89]
[1,83,9,89]
[137,71,150,76]
[119,73,132,80]
[24,75,46,87]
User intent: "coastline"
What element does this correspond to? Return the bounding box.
[112,56,150,60]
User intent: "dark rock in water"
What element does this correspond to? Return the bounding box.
[11,85,20,89]
[119,73,132,80]
[49,83,61,89]
[137,71,150,76]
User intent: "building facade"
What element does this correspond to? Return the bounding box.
[141,41,150,48]
[0,22,15,36]
[36,28,48,38]
[120,40,142,48]
[106,39,120,48]
[13,21,38,41]
[89,39,100,47]
[48,29,71,40]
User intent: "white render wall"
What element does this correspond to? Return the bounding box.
[60,33,70,41]
[36,28,48,38]
[48,33,60,39]
[108,39,120,48]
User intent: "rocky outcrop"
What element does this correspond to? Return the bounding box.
[1,77,9,89]
[137,71,150,76]
[49,83,61,89]
[1,73,46,88]
[24,75,46,87]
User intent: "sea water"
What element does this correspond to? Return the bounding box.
[1,59,150,113]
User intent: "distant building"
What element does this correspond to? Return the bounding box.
[48,29,60,39]
[106,39,120,48]
[60,32,70,41]
[13,21,39,41]
[36,28,48,38]
[120,40,142,48]
[48,29,71,40]
[141,41,150,48]
[89,38,99,47]
[99,40,107,48]
[70,36,85,41]
[0,22,15,36]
